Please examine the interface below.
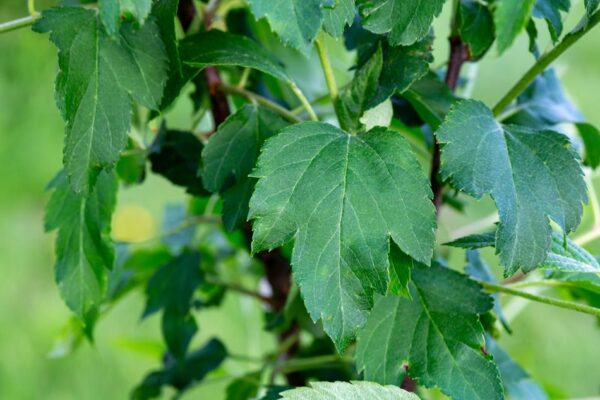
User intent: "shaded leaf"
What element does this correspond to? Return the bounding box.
[226,372,262,400]
[577,123,600,169]
[201,104,289,230]
[459,0,495,57]
[149,125,208,196]
[495,0,536,54]
[533,0,571,42]
[436,100,587,275]
[249,122,436,350]
[356,264,503,400]
[402,72,457,130]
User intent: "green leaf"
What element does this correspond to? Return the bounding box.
[132,338,227,399]
[368,34,434,108]
[323,0,356,37]
[225,372,262,400]
[585,0,600,16]
[436,100,587,275]
[336,45,383,133]
[99,0,153,35]
[248,0,326,56]
[143,251,203,358]
[249,122,436,350]
[161,204,196,254]
[402,72,457,130]
[356,264,503,400]
[357,0,445,46]
[577,123,600,169]
[486,336,548,400]
[447,231,600,274]
[152,0,185,111]
[201,104,288,230]
[494,0,536,54]
[181,30,291,82]
[459,0,495,57]
[149,124,209,196]
[465,249,512,332]
[44,170,118,323]
[280,381,420,400]
[507,69,583,128]
[34,7,168,193]
[533,0,571,42]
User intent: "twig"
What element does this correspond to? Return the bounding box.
[0,15,38,34]
[479,281,600,318]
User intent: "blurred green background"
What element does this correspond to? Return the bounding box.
[0,0,599,398]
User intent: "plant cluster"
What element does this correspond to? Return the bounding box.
[2,0,600,398]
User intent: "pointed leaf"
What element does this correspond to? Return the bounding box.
[494,0,536,54]
[459,0,495,57]
[323,0,356,37]
[281,381,420,400]
[248,0,326,56]
[201,105,288,230]
[356,264,503,400]
[436,100,587,275]
[45,170,118,323]
[181,30,291,82]
[249,122,436,350]
[577,123,600,169]
[357,0,445,46]
[533,0,571,42]
[34,7,168,193]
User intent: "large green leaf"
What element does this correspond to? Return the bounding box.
[281,381,420,400]
[436,100,587,275]
[248,0,326,56]
[201,105,288,230]
[323,0,356,37]
[356,264,503,400]
[447,231,600,274]
[45,170,118,323]
[181,30,291,82]
[357,0,445,46]
[249,122,436,350]
[494,0,536,54]
[34,7,168,193]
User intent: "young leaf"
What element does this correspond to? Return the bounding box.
[447,231,600,274]
[201,104,288,230]
[34,7,168,193]
[323,0,356,37]
[44,170,118,324]
[280,381,419,400]
[356,264,503,400]
[121,0,153,24]
[132,338,227,399]
[181,30,292,83]
[459,0,495,57]
[533,0,571,42]
[248,0,327,56]
[249,122,436,350]
[494,0,536,54]
[576,123,600,169]
[357,0,445,46]
[436,100,587,275]
[98,0,120,36]
[225,372,262,400]
[149,125,208,196]
[336,45,383,133]
[486,336,548,400]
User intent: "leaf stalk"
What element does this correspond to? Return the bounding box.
[220,83,302,123]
